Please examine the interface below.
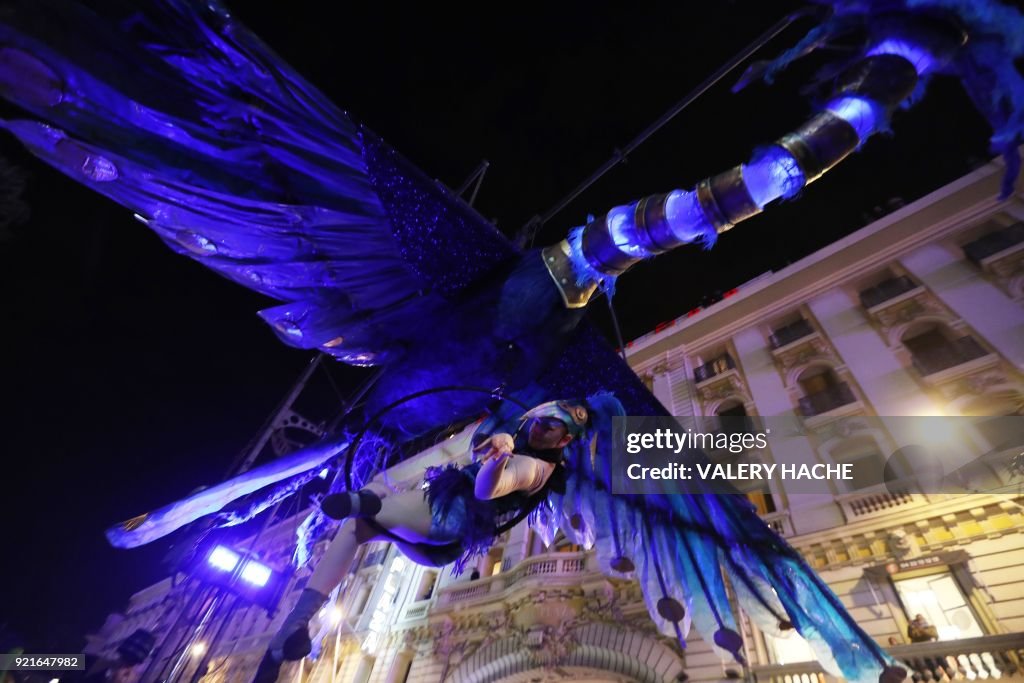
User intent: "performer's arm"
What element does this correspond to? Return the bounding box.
[474,451,551,500]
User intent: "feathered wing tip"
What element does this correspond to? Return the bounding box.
[293,508,329,569]
[554,393,897,683]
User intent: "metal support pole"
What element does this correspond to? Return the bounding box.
[226,354,323,476]
[165,588,224,683]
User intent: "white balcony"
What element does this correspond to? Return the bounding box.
[751,633,1024,683]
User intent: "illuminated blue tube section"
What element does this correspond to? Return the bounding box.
[606,202,653,258]
[664,189,717,246]
[741,147,806,209]
[867,38,935,75]
[825,96,885,142]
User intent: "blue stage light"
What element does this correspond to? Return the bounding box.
[240,560,272,587]
[208,545,240,572]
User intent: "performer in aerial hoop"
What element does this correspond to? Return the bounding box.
[255,397,602,681]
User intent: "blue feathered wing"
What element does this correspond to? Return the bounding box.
[0,0,519,366]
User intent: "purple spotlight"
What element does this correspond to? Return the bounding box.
[208,545,239,572]
[867,39,934,75]
[240,560,272,587]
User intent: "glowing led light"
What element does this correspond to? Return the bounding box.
[240,560,272,587]
[867,38,934,75]
[606,203,650,258]
[742,147,805,208]
[191,642,207,656]
[826,96,884,141]
[207,545,240,572]
[664,190,715,244]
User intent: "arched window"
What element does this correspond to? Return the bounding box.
[796,365,855,416]
[901,322,988,375]
[830,436,886,491]
[715,398,752,438]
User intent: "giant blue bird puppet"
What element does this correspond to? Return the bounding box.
[1,1,1022,682]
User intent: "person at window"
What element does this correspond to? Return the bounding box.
[907,614,938,643]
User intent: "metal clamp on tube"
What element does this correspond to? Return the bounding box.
[777,111,861,185]
[542,240,600,309]
[696,166,762,234]
[633,193,679,254]
[580,213,643,276]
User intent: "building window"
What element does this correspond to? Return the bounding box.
[961,221,1024,264]
[694,353,736,382]
[415,571,437,601]
[893,571,984,641]
[830,436,886,491]
[746,483,777,515]
[716,399,754,442]
[796,367,857,417]
[902,323,988,375]
[859,275,920,309]
[769,317,816,349]
[973,414,1024,452]
[765,631,816,665]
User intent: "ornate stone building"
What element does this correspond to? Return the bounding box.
[85,156,1023,682]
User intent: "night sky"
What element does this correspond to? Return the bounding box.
[0,1,996,651]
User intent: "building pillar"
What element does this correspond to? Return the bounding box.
[732,327,838,533]
[806,288,942,418]
[900,243,1024,369]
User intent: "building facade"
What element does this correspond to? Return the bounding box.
[85,156,1024,682]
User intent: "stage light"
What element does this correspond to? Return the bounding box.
[327,605,343,625]
[240,560,272,587]
[208,545,239,572]
[191,642,207,657]
[194,541,288,611]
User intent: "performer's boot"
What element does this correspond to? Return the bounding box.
[321,489,382,520]
[252,588,328,682]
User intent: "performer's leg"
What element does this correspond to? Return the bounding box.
[262,488,437,669]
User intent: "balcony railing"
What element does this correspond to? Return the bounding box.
[837,488,918,521]
[798,383,857,417]
[435,552,590,607]
[751,633,1024,683]
[770,319,816,349]
[963,222,1024,264]
[859,276,920,309]
[760,511,793,537]
[911,336,990,375]
[694,354,736,383]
